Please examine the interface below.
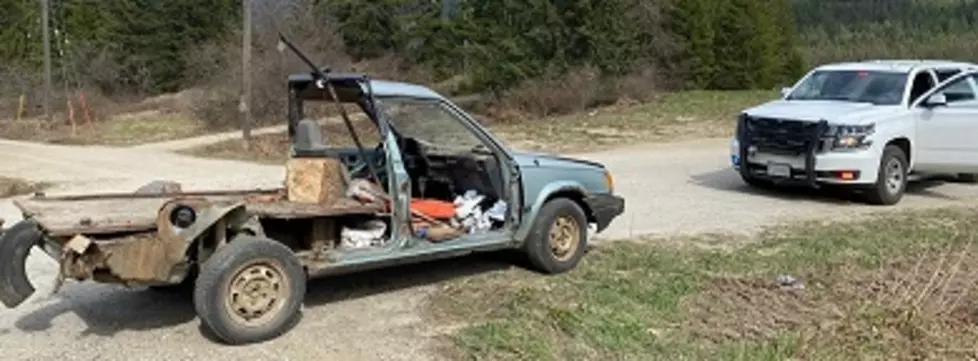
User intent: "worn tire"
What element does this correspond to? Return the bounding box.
[193,236,306,345]
[957,173,978,183]
[0,220,42,308]
[523,198,588,274]
[863,144,908,206]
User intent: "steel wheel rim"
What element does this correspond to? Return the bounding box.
[225,260,290,327]
[885,157,904,194]
[549,215,580,261]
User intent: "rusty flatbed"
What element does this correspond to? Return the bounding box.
[12,188,386,237]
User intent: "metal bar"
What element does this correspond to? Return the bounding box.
[736,114,752,178]
[804,120,829,187]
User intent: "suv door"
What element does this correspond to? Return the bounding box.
[912,71,978,172]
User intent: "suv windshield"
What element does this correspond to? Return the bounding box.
[786,70,908,105]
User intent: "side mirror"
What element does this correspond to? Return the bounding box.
[780,87,792,97]
[923,93,948,108]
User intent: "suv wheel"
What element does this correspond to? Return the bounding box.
[957,173,978,183]
[864,145,908,205]
[741,173,775,189]
[523,198,588,274]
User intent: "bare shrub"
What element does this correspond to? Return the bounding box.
[184,1,354,131]
[476,65,660,123]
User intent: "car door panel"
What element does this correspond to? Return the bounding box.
[914,73,978,172]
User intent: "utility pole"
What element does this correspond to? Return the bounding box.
[240,0,253,147]
[40,0,53,121]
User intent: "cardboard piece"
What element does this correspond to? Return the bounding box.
[285,157,348,204]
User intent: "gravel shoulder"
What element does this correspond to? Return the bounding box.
[2,136,978,360]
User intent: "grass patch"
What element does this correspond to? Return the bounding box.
[426,207,978,360]
[0,111,203,146]
[181,90,775,163]
[0,176,49,198]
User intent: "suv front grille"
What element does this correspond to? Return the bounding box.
[745,117,829,154]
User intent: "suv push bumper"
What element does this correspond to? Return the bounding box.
[735,116,830,187]
[584,194,625,233]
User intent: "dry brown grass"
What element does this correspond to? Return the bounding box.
[687,249,978,360]
[0,110,203,146]
[0,177,49,198]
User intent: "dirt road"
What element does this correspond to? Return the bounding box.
[2,137,978,361]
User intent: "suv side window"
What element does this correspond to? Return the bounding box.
[940,74,978,106]
[935,68,962,82]
[909,70,937,103]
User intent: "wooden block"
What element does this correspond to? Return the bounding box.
[285,157,348,204]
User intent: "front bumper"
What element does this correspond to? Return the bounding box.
[731,117,879,186]
[584,194,625,233]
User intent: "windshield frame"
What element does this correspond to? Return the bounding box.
[374,95,514,158]
[784,69,910,106]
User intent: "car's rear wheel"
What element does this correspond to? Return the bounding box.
[523,198,588,274]
[863,144,908,205]
[193,236,306,345]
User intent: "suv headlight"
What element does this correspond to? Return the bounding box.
[831,123,875,150]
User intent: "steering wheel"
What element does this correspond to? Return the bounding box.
[348,142,387,181]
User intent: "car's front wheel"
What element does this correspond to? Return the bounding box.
[523,198,588,274]
[863,144,908,205]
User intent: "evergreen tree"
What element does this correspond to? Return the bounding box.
[667,0,718,88]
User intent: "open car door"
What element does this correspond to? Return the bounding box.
[911,69,978,173]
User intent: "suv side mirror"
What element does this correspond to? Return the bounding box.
[780,87,792,97]
[923,93,948,108]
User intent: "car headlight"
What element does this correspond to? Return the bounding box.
[831,123,875,150]
[604,169,614,194]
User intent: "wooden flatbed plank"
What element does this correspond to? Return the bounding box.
[14,193,261,237]
[246,198,386,218]
[13,191,386,235]
[15,197,167,236]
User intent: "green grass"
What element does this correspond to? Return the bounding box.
[182,89,777,163]
[426,207,978,360]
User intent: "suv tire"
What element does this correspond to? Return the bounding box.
[741,173,775,189]
[864,144,908,206]
[957,173,978,183]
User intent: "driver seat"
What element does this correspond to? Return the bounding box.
[293,118,328,154]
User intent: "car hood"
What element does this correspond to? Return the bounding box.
[744,99,901,124]
[511,151,605,170]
